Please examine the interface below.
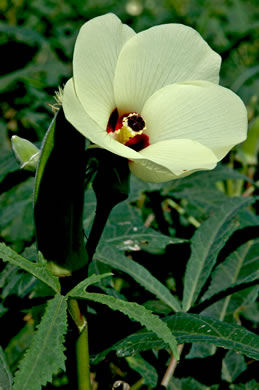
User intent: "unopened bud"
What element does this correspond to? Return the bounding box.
[11,135,40,172]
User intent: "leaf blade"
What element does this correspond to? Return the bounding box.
[68,287,179,359]
[13,294,68,390]
[95,246,181,312]
[201,239,259,302]
[182,197,255,312]
[67,273,113,297]
[0,243,60,293]
[92,312,259,363]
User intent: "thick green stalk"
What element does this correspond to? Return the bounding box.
[76,327,91,390]
[68,298,91,390]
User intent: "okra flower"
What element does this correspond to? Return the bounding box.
[63,14,247,182]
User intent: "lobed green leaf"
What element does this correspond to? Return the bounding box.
[67,273,113,296]
[201,239,259,302]
[202,285,259,324]
[13,294,68,390]
[68,284,179,359]
[95,246,181,312]
[182,197,255,312]
[0,243,60,293]
[92,312,259,363]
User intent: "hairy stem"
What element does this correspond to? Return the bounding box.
[76,326,91,390]
[68,298,91,390]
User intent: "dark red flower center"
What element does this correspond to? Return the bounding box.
[106,109,150,152]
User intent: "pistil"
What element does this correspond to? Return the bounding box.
[107,110,149,151]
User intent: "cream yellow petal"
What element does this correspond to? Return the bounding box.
[129,159,178,183]
[142,81,247,160]
[130,139,218,183]
[136,138,217,179]
[63,78,141,161]
[114,24,221,114]
[73,13,135,128]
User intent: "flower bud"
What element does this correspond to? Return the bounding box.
[11,135,40,172]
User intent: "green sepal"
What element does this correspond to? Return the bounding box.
[34,108,88,275]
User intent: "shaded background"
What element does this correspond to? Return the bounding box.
[0,1,258,389]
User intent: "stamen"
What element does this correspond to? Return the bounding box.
[123,113,146,133]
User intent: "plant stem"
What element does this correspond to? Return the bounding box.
[76,326,91,390]
[166,198,200,228]
[131,377,144,390]
[160,344,184,388]
[68,298,91,390]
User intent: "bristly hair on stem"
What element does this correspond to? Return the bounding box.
[50,86,64,113]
